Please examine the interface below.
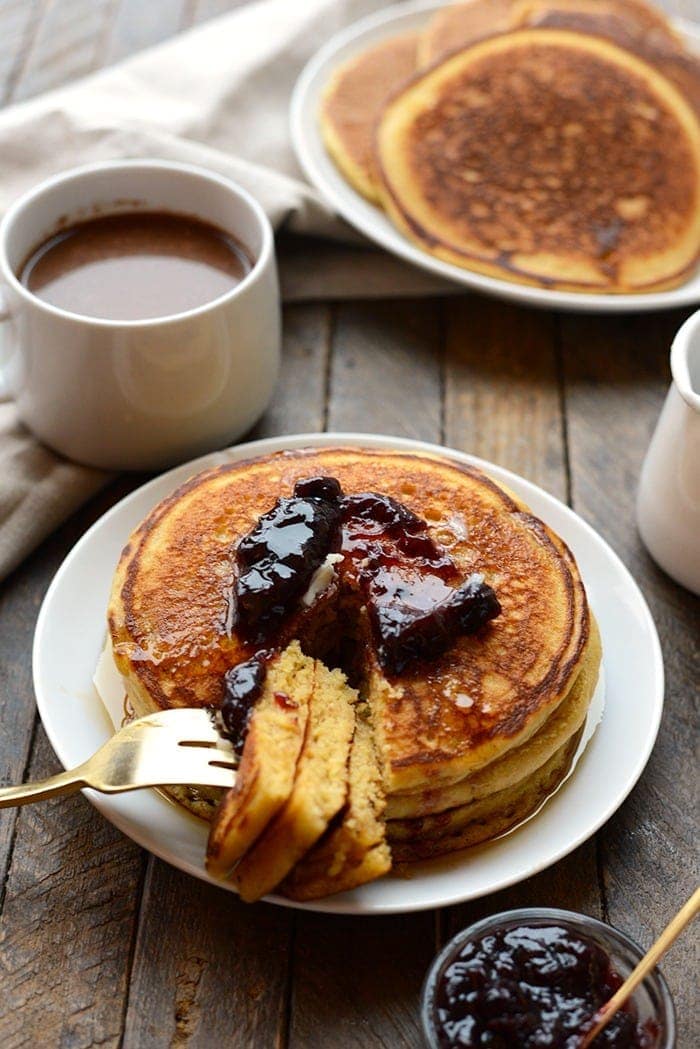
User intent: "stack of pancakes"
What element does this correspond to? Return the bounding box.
[320,0,700,293]
[108,447,601,900]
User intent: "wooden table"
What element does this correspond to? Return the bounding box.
[0,3,698,1047]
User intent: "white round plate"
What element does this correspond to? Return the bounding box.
[291,0,700,314]
[33,433,663,914]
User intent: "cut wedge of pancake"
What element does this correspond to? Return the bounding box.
[389,723,584,861]
[320,32,418,201]
[376,28,700,292]
[206,642,312,879]
[386,614,600,819]
[232,662,356,903]
[282,715,391,900]
[419,0,515,66]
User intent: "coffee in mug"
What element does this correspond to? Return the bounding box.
[20,211,252,321]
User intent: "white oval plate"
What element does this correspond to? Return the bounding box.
[291,0,700,314]
[33,433,663,914]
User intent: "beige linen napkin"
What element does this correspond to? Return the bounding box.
[0,0,455,581]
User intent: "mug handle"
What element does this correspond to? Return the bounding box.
[0,286,11,401]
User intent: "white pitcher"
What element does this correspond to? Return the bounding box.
[637,309,700,595]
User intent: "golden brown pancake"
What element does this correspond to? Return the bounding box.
[109,447,590,801]
[420,0,682,68]
[419,0,516,66]
[389,723,584,861]
[386,614,600,819]
[107,446,601,894]
[319,32,418,201]
[282,715,391,900]
[375,28,700,292]
[206,641,312,879]
[510,0,700,114]
[387,619,600,856]
[511,0,682,44]
[231,660,356,903]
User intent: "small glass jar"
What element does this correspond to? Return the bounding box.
[421,907,676,1048]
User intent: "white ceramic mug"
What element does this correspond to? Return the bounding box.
[0,160,280,471]
[637,309,700,594]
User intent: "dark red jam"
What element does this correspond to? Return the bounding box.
[431,924,660,1049]
[234,478,343,642]
[274,691,298,710]
[368,569,501,675]
[232,475,500,674]
[220,654,266,756]
[337,490,499,674]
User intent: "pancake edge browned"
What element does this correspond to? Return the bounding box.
[386,611,600,816]
[374,28,700,294]
[389,721,584,861]
[417,0,516,67]
[320,31,419,202]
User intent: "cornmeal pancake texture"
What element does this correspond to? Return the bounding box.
[206,641,313,879]
[376,29,700,292]
[389,724,585,861]
[319,32,418,201]
[109,447,591,807]
[510,1,700,113]
[386,614,600,819]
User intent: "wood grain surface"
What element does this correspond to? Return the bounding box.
[0,3,697,1047]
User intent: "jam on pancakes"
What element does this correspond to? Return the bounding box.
[219,475,500,752]
[338,489,499,674]
[220,655,267,757]
[235,477,344,641]
[431,924,659,1048]
[234,475,500,669]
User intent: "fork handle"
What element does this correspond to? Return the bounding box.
[0,766,89,808]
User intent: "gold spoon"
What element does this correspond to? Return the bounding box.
[579,885,700,1047]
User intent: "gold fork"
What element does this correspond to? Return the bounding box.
[0,708,237,807]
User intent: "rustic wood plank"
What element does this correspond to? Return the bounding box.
[122,303,331,1047]
[0,0,42,104]
[0,561,43,885]
[326,299,443,440]
[560,307,699,1047]
[250,303,330,439]
[444,296,568,499]
[0,478,147,1048]
[123,865,291,1048]
[290,913,438,1049]
[0,476,135,887]
[289,298,444,1049]
[11,0,114,103]
[104,0,190,63]
[443,845,604,945]
[0,730,144,1049]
